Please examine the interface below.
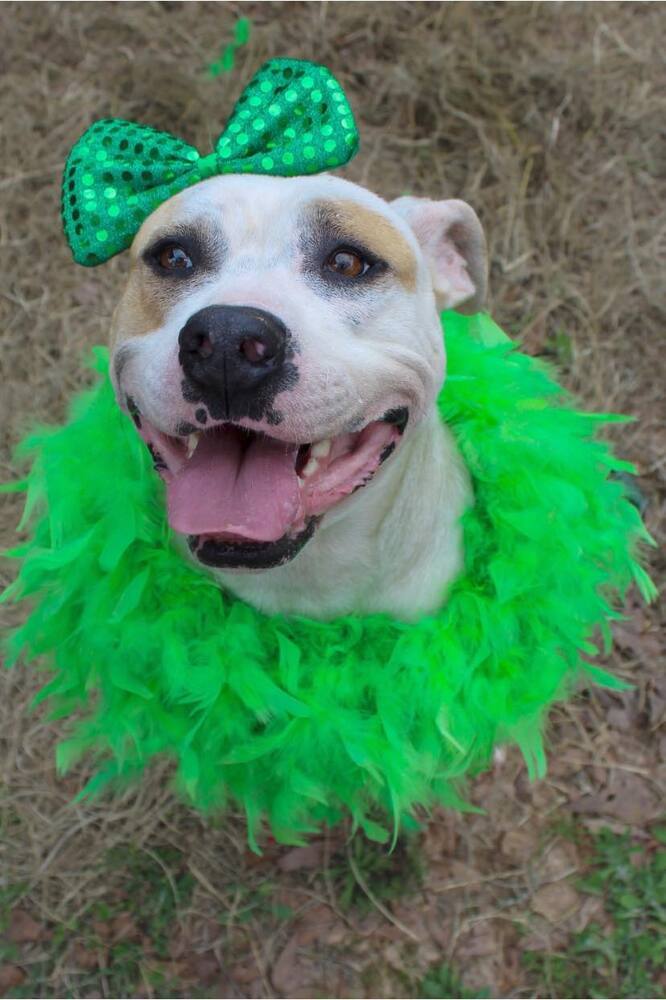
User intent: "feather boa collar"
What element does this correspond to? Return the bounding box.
[3,312,653,847]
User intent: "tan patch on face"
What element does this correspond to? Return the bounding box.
[109,269,170,349]
[318,199,417,292]
[110,200,207,349]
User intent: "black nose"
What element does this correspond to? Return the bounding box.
[178,305,288,417]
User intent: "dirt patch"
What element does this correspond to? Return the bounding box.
[1,2,664,997]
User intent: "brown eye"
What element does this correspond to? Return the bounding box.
[157,244,193,271]
[326,248,368,278]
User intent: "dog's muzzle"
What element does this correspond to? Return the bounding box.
[127,304,408,570]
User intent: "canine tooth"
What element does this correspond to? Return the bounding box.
[302,457,320,478]
[311,438,331,459]
[186,433,200,458]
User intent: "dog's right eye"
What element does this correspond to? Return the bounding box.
[155,243,194,272]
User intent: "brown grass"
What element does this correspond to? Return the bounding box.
[1,2,664,997]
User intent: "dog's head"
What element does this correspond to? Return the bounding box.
[110,172,486,570]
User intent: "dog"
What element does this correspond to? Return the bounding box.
[110,173,487,620]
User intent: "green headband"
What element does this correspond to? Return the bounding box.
[61,58,359,267]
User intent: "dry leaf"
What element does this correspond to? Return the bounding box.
[458,922,499,959]
[230,959,259,985]
[572,772,661,825]
[110,912,140,942]
[290,905,336,947]
[7,909,43,944]
[536,842,579,882]
[277,842,324,872]
[647,677,666,726]
[71,942,106,971]
[188,952,220,986]
[0,965,26,992]
[532,882,580,923]
[271,932,303,996]
[659,735,666,762]
[501,827,537,862]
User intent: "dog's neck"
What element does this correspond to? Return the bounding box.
[212,410,471,621]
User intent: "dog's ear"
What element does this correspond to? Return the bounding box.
[391,197,487,313]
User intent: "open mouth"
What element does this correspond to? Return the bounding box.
[132,406,407,569]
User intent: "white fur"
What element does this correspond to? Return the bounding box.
[111,173,486,620]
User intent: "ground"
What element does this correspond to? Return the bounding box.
[0,2,664,998]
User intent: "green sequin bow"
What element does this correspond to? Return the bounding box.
[62,58,359,267]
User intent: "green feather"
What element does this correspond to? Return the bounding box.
[3,311,655,845]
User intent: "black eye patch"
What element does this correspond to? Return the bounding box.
[141,222,226,280]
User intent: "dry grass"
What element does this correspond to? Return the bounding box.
[0,2,664,997]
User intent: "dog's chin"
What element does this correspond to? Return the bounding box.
[187,518,319,570]
[127,400,408,571]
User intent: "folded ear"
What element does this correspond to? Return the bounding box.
[391,196,487,313]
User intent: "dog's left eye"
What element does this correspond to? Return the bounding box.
[325,248,370,279]
[155,243,194,272]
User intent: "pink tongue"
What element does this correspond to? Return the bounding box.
[167,429,301,542]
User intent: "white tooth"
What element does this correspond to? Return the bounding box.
[302,457,320,479]
[311,438,332,459]
[186,433,200,458]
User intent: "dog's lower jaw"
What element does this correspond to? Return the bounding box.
[209,409,472,621]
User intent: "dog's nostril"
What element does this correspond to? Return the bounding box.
[240,337,270,364]
[187,331,214,359]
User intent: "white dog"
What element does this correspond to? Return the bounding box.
[110,173,486,620]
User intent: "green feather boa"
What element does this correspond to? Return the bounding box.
[3,312,654,846]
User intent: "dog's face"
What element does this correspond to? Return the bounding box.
[110,173,485,570]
